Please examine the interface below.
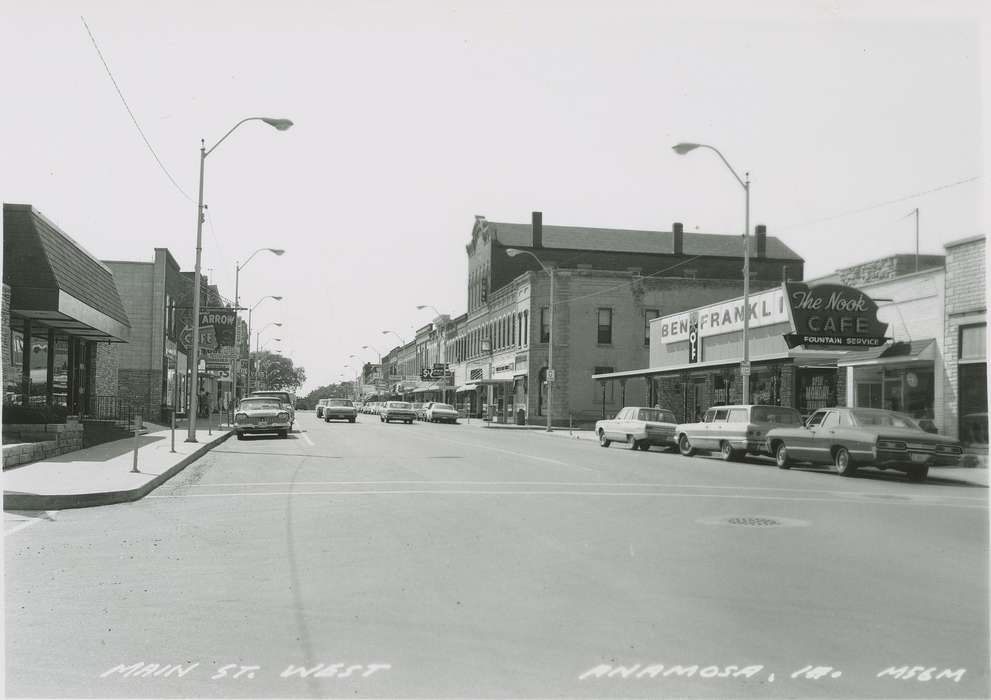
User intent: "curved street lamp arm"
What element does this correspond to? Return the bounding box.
[206,117,291,158]
[696,144,746,190]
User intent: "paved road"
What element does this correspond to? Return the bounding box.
[6,412,989,698]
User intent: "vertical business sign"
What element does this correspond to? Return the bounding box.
[687,313,700,364]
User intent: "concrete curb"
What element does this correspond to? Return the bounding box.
[3,430,234,511]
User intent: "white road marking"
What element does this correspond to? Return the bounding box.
[4,511,57,536]
[146,489,987,509]
[300,433,315,447]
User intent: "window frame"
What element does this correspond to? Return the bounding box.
[597,307,613,345]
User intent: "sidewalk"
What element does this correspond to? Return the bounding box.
[3,423,233,511]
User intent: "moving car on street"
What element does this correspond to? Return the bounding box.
[323,398,357,423]
[234,397,291,440]
[381,401,416,424]
[249,390,295,431]
[766,407,963,481]
[676,404,803,460]
[412,402,427,421]
[596,406,678,451]
[425,402,459,424]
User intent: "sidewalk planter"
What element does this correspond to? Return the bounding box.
[2,417,84,469]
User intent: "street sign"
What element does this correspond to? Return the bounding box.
[546,369,556,382]
[741,365,751,377]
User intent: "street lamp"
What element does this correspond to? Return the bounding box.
[255,323,282,352]
[673,141,751,403]
[187,116,293,442]
[246,298,282,392]
[382,330,407,346]
[506,248,555,431]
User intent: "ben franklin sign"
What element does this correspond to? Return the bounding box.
[783,282,888,349]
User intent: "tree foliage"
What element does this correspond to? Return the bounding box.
[251,351,306,393]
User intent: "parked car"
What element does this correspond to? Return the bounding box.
[425,402,459,424]
[412,402,427,421]
[249,390,295,431]
[676,404,804,460]
[234,396,291,439]
[765,407,963,481]
[315,398,330,419]
[381,401,416,424]
[596,406,679,451]
[323,398,357,423]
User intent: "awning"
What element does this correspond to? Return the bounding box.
[474,378,515,385]
[412,383,442,393]
[837,339,936,366]
[3,204,130,342]
[455,384,478,392]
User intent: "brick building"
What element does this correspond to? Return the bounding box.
[942,235,987,447]
[3,203,129,421]
[385,212,804,426]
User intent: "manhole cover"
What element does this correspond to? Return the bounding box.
[697,515,810,528]
[727,516,781,527]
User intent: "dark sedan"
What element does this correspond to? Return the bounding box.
[766,407,963,481]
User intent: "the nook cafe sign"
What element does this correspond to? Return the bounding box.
[783,282,888,349]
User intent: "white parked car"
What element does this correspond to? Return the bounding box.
[425,402,459,424]
[595,406,679,451]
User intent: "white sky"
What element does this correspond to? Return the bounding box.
[2,1,986,393]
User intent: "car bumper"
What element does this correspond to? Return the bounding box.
[236,422,290,433]
[875,449,961,468]
[728,438,766,453]
[384,413,416,420]
[324,411,357,419]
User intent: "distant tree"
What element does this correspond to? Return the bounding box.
[251,351,305,392]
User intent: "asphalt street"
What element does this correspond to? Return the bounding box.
[5,412,989,698]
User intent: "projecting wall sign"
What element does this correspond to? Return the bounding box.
[782,282,889,349]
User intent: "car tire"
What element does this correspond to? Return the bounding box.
[775,443,791,469]
[627,435,639,450]
[324,416,330,422]
[279,430,288,439]
[598,429,611,448]
[907,464,930,482]
[679,434,695,457]
[349,418,355,423]
[834,447,856,476]
[637,442,651,451]
[720,441,738,461]
[236,432,244,440]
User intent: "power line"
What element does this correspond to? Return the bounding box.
[81,16,194,203]
[776,175,980,232]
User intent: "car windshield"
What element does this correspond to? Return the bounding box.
[328,399,353,406]
[389,402,411,409]
[433,404,454,410]
[751,406,803,425]
[637,409,676,423]
[239,399,281,410]
[849,409,921,429]
[252,393,290,403]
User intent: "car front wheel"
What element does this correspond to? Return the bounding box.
[679,434,695,457]
[775,443,791,469]
[907,464,930,482]
[598,430,611,448]
[720,441,739,461]
[834,447,856,476]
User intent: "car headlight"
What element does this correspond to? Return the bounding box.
[235,413,248,422]
[278,412,289,421]
[876,439,907,450]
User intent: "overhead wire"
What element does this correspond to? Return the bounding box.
[81,16,194,204]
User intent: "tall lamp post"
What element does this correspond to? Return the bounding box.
[673,142,751,403]
[506,248,554,431]
[255,324,282,352]
[381,330,407,346]
[416,304,449,403]
[234,250,284,404]
[187,116,293,442]
[246,299,282,393]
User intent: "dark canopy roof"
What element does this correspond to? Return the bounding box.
[3,203,130,342]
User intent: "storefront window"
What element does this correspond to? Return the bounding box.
[796,369,836,416]
[52,336,69,408]
[750,365,781,405]
[959,363,987,446]
[28,331,49,406]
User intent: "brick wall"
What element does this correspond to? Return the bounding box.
[118,368,164,422]
[943,237,987,441]
[1,283,16,399]
[93,342,119,397]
